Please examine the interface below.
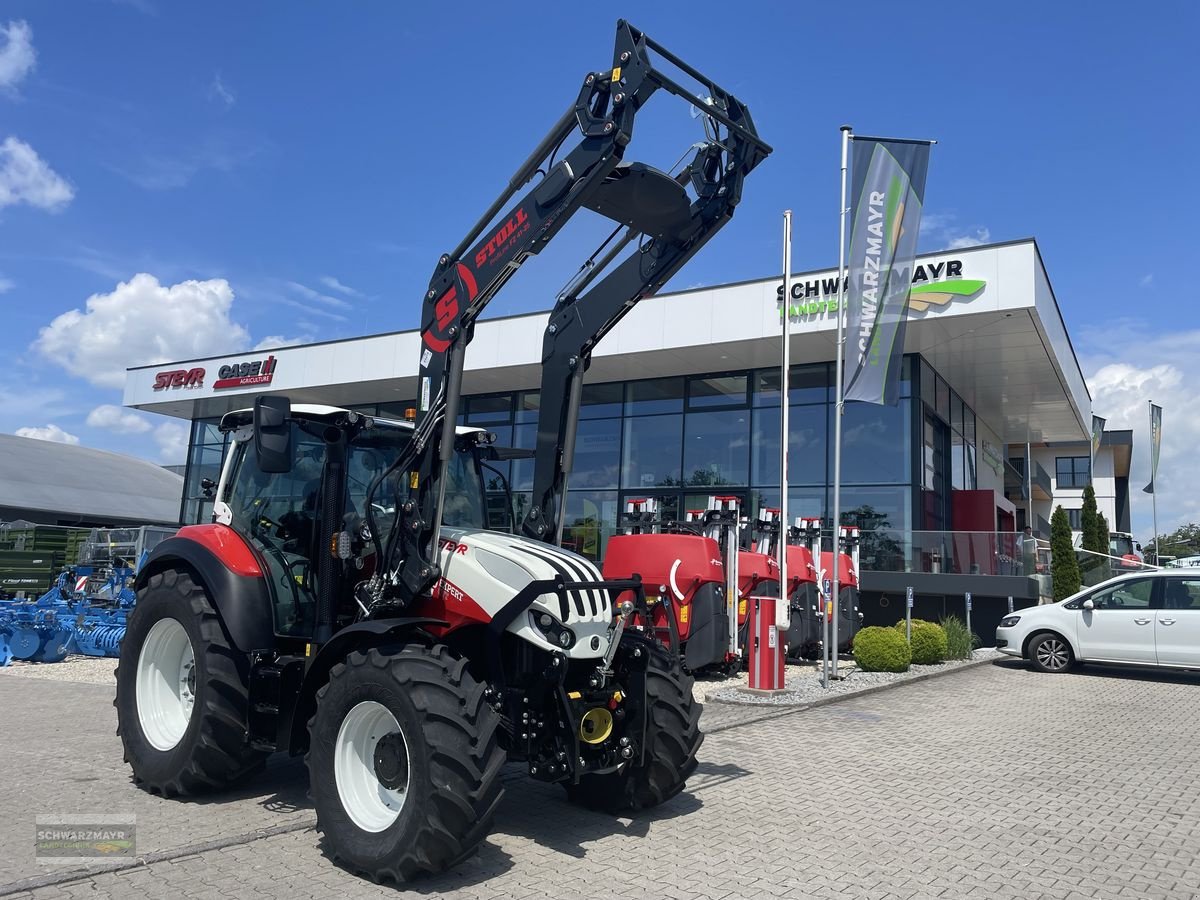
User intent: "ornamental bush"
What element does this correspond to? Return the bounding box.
[939,615,973,660]
[904,620,948,665]
[853,626,911,673]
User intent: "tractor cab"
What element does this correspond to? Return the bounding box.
[213,403,495,639]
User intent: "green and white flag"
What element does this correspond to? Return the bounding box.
[1143,403,1162,494]
[844,137,933,405]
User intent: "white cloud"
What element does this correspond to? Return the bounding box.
[33,273,251,388]
[946,227,991,249]
[15,423,79,445]
[0,275,12,293]
[0,136,74,211]
[1139,273,1153,288]
[153,421,188,462]
[0,20,35,91]
[1082,322,1200,540]
[252,334,308,351]
[287,281,351,308]
[319,275,361,297]
[87,403,152,434]
[208,71,235,108]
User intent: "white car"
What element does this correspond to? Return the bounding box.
[996,569,1200,673]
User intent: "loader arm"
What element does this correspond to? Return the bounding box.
[521,79,770,544]
[380,20,770,606]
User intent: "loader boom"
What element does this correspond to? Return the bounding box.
[379,20,771,605]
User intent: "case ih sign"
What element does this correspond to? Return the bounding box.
[213,354,278,390]
[153,367,205,391]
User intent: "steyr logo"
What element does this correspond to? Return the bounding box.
[153,367,205,391]
[213,355,277,390]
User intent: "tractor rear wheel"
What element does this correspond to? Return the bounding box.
[307,644,506,883]
[565,637,703,812]
[115,569,266,797]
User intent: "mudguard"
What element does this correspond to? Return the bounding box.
[136,525,275,653]
[681,581,729,671]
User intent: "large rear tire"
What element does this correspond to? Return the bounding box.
[566,637,703,812]
[115,568,267,797]
[307,644,506,883]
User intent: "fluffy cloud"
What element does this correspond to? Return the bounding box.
[0,20,35,91]
[34,274,251,389]
[253,334,308,351]
[1081,322,1200,539]
[0,275,12,293]
[15,423,79,445]
[0,137,74,211]
[87,404,152,434]
[946,227,991,249]
[153,422,188,462]
[319,275,361,297]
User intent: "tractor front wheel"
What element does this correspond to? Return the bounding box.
[115,569,266,797]
[565,636,703,812]
[307,644,506,883]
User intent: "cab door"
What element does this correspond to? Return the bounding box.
[1076,577,1159,663]
[1155,577,1200,667]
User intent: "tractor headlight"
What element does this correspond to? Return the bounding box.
[529,610,575,649]
[999,615,1021,628]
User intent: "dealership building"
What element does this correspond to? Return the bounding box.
[123,238,1131,636]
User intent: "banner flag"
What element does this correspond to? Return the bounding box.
[1143,403,1162,493]
[843,137,932,405]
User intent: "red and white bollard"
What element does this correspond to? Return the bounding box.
[746,595,785,692]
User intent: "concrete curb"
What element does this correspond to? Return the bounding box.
[706,653,998,717]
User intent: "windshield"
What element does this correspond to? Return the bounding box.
[224,423,487,550]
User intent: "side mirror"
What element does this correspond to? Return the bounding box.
[254,396,293,474]
[1082,598,1095,611]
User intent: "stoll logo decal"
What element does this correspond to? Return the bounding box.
[213,354,278,390]
[776,259,986,321]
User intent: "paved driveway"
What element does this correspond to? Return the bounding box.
[3,660,1200,899]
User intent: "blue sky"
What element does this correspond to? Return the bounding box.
[0,1,1197,540]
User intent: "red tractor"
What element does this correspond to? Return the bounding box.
[113,21,770,883]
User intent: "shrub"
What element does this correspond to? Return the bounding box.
[892,618,947,664]
[853,626,911,672]
[940,615,973,660]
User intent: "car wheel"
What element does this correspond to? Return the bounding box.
[1028,633,1073,673]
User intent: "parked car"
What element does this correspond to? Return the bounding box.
[996,569,1200,673]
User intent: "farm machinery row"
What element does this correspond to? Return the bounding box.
[0,526,172,666]
[604,495,862,675]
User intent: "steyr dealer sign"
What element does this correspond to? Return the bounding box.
[152,354,279,392]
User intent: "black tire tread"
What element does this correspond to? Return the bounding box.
[307,644,505,883]
[566,640,703,813]
[115,568,266,798]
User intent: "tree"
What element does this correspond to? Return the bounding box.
[1098,513,1111,568]
[1051,505,1081,601]
[1078,485,1105,584]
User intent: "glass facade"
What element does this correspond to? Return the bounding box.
[177,353,981,562]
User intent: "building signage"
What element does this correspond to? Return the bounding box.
[153,367,205,391]
[775,259,984,321]
[213,354,278,390]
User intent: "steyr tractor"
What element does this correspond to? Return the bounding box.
[114,21,769,882]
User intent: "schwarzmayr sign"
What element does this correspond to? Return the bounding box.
[776,258,985,319]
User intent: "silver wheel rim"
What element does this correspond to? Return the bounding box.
[1036,638,1070,671]
[135,617,196,751]
[335,701,409,832]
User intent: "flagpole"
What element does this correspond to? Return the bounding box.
[831,124,852,680]
[779,210,792,634]
[1150,400,1159,565]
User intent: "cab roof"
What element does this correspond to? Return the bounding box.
[219,403,484,436]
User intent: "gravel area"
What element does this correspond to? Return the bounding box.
[0,654,117,686]
[702,648,1002,706]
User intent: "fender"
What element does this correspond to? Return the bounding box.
[286,617,448,754]
[136,525,275,653]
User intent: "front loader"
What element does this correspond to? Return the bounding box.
[113,21,769,883]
